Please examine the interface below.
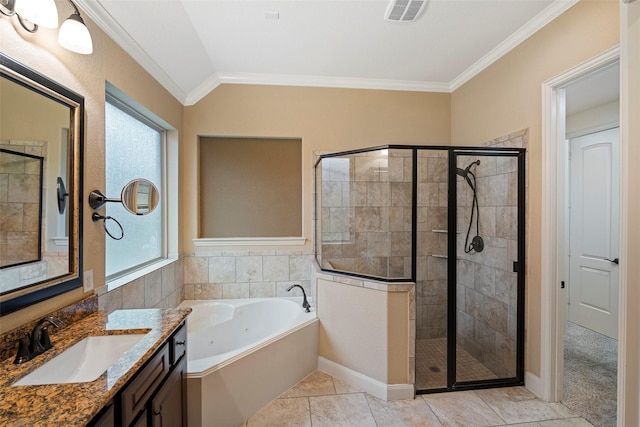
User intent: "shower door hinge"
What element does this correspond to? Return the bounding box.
[513,261,519,273]
[561,281,565,289]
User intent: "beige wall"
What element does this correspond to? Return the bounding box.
[450,0,619,377]
[0,0,183,332]
[183,85,450,252]
[199,137,302,238]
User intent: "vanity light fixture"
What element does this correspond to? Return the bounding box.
[58,0,93,54]
[0,0,93,54]
[15,0,58,28]
[0,0,58,32]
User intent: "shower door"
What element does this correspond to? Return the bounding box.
[450,150,525,388]
[415,147,525,393]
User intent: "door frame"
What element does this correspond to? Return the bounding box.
[540,45,621,403]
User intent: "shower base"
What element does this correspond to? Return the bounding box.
[416,338,498,390]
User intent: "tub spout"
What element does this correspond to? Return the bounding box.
[286,284,311,313]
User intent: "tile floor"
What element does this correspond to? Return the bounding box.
[241,370,594,427]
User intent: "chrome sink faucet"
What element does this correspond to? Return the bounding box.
[12,316,64,364]
[286,284,311,313]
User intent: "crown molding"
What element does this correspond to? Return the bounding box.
[184,73,223,106]
[449,0,580,92]
[74,0,188,104]
[184,72,450,105]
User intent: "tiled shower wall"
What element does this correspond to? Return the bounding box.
[0,142,43,268]
[316,148,450,339]
[318,150,413,279]
[455,129,527,378]
[416,151,449,340]
[0,141,68,293]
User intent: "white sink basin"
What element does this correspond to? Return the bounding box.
[13,334,146,386]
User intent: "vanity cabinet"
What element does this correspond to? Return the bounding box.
[151,356,187,426]
[89,322,187,427]
[89,402,115,427]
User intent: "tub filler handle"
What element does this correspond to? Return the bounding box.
[286,284,311,313]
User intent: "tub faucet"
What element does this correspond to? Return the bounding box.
[286,284,311,313]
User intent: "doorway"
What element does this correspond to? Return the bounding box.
[543,54,620,426]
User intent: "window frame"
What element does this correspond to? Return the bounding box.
[104,91,168,282]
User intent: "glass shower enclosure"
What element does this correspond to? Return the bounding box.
[314,145,525,393]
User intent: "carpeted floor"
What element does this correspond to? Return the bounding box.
[563,322,617,427]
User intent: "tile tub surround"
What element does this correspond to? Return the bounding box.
[243,370,592,427]
[0,307,190,426]
[183,251,313,301]
[97,257,185,312]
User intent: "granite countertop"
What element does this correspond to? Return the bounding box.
[0,308,191,427]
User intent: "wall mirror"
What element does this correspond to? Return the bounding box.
[0,52,84,316]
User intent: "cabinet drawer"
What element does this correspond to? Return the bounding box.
[122,344,170,426]
[171,323,187,364]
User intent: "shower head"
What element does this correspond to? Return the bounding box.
[456,160,481,178]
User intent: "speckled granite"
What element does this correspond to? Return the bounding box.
[0,307,191,426]
[0,295,99,362]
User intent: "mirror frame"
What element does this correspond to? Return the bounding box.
[0,52,84,316]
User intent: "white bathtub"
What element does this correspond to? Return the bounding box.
[178,298,319,427]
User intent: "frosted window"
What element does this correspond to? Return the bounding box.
[105,101,163,277]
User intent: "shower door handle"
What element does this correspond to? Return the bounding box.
[604,257,619,265]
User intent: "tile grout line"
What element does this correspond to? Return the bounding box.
[472,389,510,426]
[418,394,447,427]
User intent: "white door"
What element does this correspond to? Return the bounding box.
[568,127,620,339]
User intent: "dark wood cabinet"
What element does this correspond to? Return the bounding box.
[151,357,187,427]
[88,322,187,427]
[88,402,115,427]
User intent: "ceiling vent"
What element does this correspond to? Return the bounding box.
[384,0,427,22]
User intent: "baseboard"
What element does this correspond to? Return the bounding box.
[525,371,544,399]
[318,357,414,401]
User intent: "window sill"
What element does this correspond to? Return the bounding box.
[193,237,306,247]
[100,257,178,294]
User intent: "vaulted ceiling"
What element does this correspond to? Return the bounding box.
[77,0,581,105]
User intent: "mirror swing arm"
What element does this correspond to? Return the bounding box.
[88,178,159,240]
[88,189,125,240]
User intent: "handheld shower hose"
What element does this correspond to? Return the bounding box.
[457,160,484,253]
